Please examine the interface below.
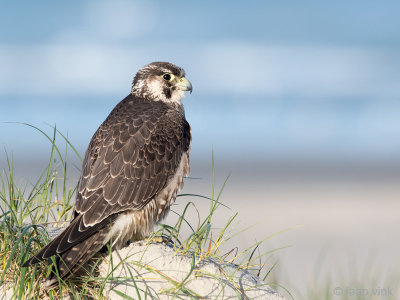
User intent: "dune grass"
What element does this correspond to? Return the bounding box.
[0,125,284,299]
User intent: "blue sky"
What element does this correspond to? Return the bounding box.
[1,0,400,164]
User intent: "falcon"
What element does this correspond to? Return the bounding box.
[22,62,193,287]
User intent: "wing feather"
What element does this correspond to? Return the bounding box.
[86,167,110,191]
[78,189,103,213]
[110,152,124,177]
[74,95,191,227]
[103,177,121,202]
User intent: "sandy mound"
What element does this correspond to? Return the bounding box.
[99,241,285,299]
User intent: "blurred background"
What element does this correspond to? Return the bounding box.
[1,0,399,298]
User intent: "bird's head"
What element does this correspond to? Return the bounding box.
[131,62,192,104]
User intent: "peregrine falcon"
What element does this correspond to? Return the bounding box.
[22,62,192,286]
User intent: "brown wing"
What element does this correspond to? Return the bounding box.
[75,95,191,227]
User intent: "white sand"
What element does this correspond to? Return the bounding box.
[99,242,285,299]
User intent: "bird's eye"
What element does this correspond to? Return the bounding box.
[163,74,172,81]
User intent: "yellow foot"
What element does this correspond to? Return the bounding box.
[145,235,170,244]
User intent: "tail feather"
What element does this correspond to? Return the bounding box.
[43,228,109,288]
[22,214,119,288]
[22,214,116,267]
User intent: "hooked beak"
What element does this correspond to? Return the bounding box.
[176,77,193,94]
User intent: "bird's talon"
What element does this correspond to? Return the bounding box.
[145,236,169,244]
